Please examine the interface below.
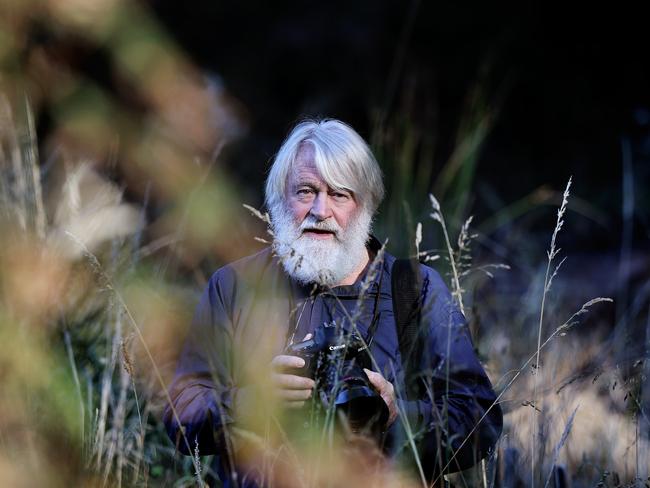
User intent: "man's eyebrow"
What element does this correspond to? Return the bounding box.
[293,180,320,189]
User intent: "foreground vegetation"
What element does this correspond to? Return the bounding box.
[2,95,647,487]
[1,3,648,486]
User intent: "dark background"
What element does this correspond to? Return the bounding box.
[148,0,650,255]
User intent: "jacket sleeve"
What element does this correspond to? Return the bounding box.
[391,267,503,475]
[163,267,238,457]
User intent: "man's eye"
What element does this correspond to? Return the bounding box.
[331,191,350,201]
[297,188,313,196]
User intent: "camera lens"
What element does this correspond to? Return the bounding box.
[322,362,389,431]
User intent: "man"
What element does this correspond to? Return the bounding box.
[164,119,502,486]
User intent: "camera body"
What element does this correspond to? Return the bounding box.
[286,323,388,431]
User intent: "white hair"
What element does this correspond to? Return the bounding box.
[264,119,385,213]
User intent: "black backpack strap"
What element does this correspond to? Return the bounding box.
[391,258,425,399]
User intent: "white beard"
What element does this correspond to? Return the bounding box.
[269,204,372,287]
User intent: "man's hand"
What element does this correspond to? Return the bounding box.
[270,354,315,409]
[364,369,398,427]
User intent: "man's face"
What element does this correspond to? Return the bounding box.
[270,143,372,287]
[285,144,360,237]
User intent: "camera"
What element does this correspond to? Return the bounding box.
[286,323,388,432]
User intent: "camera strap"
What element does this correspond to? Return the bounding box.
[391,258,425,399]
[363,257,385,349]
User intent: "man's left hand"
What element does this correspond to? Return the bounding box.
[364,369,398,427]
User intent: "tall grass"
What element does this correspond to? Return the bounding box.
[531,177,571,487]
[2,88,648,486]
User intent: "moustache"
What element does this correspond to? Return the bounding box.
[299,218,342,238]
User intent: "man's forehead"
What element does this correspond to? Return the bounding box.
[290,164,322,185]
[294,144,317,169]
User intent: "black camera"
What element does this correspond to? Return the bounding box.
[286,323,388,432]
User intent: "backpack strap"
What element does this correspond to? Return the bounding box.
[391,258,425,399]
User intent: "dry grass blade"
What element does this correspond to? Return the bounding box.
[432,295,612,486]
[428,192,465,315]
[67,235,206,488]
[415,221,422,256]
[555,297,614,334]
[543,406,578,488]
[243,203,271,224]
[531,176,572,487]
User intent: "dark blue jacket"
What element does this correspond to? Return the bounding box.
[164,241,502,485]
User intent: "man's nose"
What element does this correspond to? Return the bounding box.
[309,192,333,220]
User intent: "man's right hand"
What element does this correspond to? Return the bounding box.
[270,354,315,409]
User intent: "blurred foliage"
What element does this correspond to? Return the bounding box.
[373,70,504,259]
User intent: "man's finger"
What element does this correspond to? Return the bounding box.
[364,368,384,390]
[271,355,306,370]
[272,373,315,390]
[364,368,397,426]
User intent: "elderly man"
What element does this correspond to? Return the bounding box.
[164,119,502,486]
